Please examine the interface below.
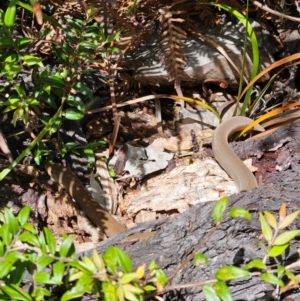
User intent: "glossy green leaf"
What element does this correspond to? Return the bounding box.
[213,281,233,301]
[4,207,19,235]
[268,243,289,257]
[123,289,139,301]
[259,212,273,243]
[59,235,75,257]
[44,227,57,255]
[34,271,51,283]
[0,252,20,278]
[277,265,285,278]
[229,207,251,220]
[52,261,65,283]
[1,283,32,301]
[156,268,168,285]
[243,259,266,270]
[202,285,220,301]
[4,0,17,29]
[36,256,54,270]
[121,273,138,284]
[212,197,228,223]
[261,272,284,287]
[21,222,37,233]
[23,55,43,66]
[53,45,69,65]
[18,206,30,226]
[63,108,84,120]
[38,231,47,254]
[19,232,40,248]
[215,265,250,281]
[83,256,96,272]
[0,223,13,245]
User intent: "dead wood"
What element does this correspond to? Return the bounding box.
[77,120,300,301]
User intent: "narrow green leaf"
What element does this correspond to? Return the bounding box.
[202,285,220,301]
[213,281,233,301]
[53,45,69,65]
[43,227,56,255]
[277,265,285,278]
[259,212,273,243]
[18,206,30,226]
[268,243,289,257]
[4,207,19,235]
[261,273,284,287]
[286,271,298,286]
[1,283,32,301]
[274,230,300,245]
[212,197,229,223]
[121,273,138,284]
[123,290,139,301]
[229,207,251,220]
[23,55,43,67]
[63,108,84,120]
[19,232,40,248]
[156,268,168,285]
[243,259,266,270]
[264,211,277,229]
[52,261,65,283]
[36,256,54,270]
[34,271,51,283]
[215,265,250,281]
[59,235,75,257]
[4,0,17,29]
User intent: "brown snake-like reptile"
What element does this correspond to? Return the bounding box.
[212,116,265,192]
[45,117,264,239]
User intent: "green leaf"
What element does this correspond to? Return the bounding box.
[193,253,207,267]
[36,256,54,270]
[4,207,19,235]
[59,235,75,257]
[263,211,277,229]
[18,206,30,226]
[156,268,168,285]
[212,197,228,223]
[38,231,47,254]
[43,227,57,255]
[23,55,43,67]
[84,148,95,164]
[215,265,250,281]
[277,265,285,278]
[36,75,65,89]
[202,285,220,301]
[63,108,84,120]
[213,281,233,301]
[229,207,251,220]
[268,243,289,257]
[21,222,37,233]
[286,271,298,286]
[123,290,139,301]
[82,256,95,272]
[106,246,133,274]
[73,82,92,99]
[1,283,32,301]
[0,252,20,278]
[34,271,51,283]
[17,37,33,48]
[52,261,65,283]
[261,272,284,287]
[0,223,13,245]
[121,273,138,284]
[102,282,118,301]
[19,232,40,248]
[273,230,300,245]
[4,0,17,29]
[259,212,273,243]
[243,259,266,270]
[53,45,69,65]
[143,284,156,292]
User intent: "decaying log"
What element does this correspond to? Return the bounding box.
[77,121,300,301]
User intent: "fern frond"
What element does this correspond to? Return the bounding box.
[158,7,188,93]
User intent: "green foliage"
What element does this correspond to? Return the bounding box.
[0,206,166,300]
[0,4,113,175]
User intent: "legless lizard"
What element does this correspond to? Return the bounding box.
[212,117,265,192]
